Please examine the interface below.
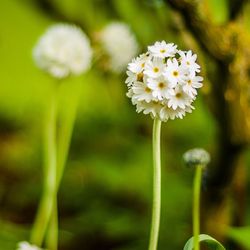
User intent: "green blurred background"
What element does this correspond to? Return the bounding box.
[1,0,250,249]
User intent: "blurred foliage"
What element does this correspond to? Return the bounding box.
[227,227,250,250]
[1,0,250,249]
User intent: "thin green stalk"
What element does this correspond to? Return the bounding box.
[56,84,81,188]
[46,198,58,250]
[148,118,162,250]
[30,84,58,247]
[46,80,82,249]
[193,166,203,250]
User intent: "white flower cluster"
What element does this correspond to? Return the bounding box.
[125,41,203,121]
[99,22,139,73]
[33,24,92,78]
[16,241,42,250]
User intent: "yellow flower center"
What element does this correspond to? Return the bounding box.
[173,71,179,77]
[176,93,182,98]
[160,49,166,53]
[153,67,159,73]
[158,82,165,89]
[137,72,144,81]
[145,87,151,93]
[187,79,192,85]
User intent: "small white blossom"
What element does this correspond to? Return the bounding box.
[148,41,177,58]
[164,58,187,86]
[128,53,149,73]
[125,71,137,87]
[99,22,139,73]
[16,241,42,250]
[167,86,192,110]
[147,76,173,100]
[125,41,203,122]
[132,81,154,103]
[144,58,166,78]
[182,76,203,97]
[136,101,163,118]
[179,50,200,77]
[33,23,92,78]
[159,105,189,121]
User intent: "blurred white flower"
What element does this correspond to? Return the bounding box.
[33,23,92,78]
[125,41,203,122]
[99,22,139,73]
[16,241,42,250]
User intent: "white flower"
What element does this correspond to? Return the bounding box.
[99,22,139,73]
[132,81,154,103]
[182,76,203,97]
[164,58,187,86]
[179,50,200,77]
[159,105,191,121]
[16,241,42,250]
[125,69,146,87]
[128,53,150,73]
[148,41,177,58]
[144,58,166,78]
[167,86,192,110]
[147,76,173,100]
[136,101,163,118]
[125,71,137,87]
[33,24,92,78]
[125,41,203,122]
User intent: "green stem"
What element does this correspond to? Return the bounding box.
[46,198,58,250]
[148,118,162,250]
[56,85,80,189]
[46,80,82,249]
[193,166,203,250]
[30,83,58,247]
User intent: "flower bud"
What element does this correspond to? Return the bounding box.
[183,148,210,168]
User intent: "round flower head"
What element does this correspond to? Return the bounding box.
[183,148,210,168]
[125,41,203,121]
[33,24,92,78]
[99,22,139,73]
[16,241,43,250]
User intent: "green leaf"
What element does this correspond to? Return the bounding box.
[183,234,226,250]
[227,227,250,249]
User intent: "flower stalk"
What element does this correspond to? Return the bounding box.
[183,148,210,250]
[31,83,58,248]
[45,198,58,250]
[46,80,82,249]
[31,23,93,250]
[193,165,203,250]
[148,118,162,250]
